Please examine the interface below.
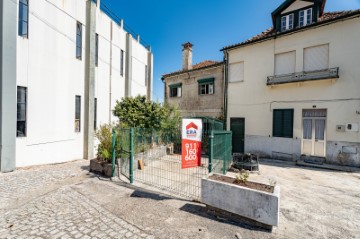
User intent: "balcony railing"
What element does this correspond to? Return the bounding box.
[267,67,339,86]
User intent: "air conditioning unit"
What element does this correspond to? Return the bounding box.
[345,123,359,132]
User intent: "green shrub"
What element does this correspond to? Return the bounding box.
[95,124,113,163]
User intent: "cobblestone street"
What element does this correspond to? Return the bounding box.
[0,160,152,239]
[1,159,360,239]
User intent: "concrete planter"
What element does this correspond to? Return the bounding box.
[201,175,280,228]
[89,159,118,177]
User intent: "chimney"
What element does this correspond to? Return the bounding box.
[182,42,193,70]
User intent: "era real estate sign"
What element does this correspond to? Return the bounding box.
[181,119,202,169]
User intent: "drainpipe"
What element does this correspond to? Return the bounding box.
[109,21,113,124]
[223,50,229,130]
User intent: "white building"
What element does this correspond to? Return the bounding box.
[0,0,153,171]
[223,0,360,167]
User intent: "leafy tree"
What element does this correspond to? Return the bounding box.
[113,95,180,131]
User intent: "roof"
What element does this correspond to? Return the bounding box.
[222,10,360,51]
[162,60,224,79]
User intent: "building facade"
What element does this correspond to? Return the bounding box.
[0,0,153,171]
[223,0,360,167]
[162,43,224,119]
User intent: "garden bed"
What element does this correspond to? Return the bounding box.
[202,174,280,229]
[209,174,274,193]
[89,159,118,177]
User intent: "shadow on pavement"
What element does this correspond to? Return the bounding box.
[179,203,272,233]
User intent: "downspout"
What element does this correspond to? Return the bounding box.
[223,50,229,130]
[109,21,113,124]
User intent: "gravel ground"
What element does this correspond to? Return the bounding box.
[0,159,359,239]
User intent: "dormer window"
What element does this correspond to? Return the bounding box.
[281,14,294,31]
[299,8,313,27]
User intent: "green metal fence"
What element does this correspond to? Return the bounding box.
[209,131,233,175]
[112,127,232,201]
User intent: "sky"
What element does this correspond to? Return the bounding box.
[100,0,360,102]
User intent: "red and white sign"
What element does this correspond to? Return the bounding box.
[181,119,202,169]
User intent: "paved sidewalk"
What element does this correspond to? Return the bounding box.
[1,159,360,239]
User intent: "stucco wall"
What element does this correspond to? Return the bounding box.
[227,17,360,166]
[15,0,150,167]
[164,65,224,118]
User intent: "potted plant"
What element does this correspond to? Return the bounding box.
[90,124,117,177]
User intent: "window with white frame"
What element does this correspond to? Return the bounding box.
[303,44,329,72]
[275,51,296,76]
[198,78,214,95]
[229,62,244,83]
[281,14,294,31]
[169,83,182,98]
[299,8,313,27]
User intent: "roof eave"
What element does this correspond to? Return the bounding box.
[221,11,360,52]
[162,62,224,79]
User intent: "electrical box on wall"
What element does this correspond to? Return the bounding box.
[336,125,345,132]
[345,123,359,132]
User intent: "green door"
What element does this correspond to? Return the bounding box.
[230,118,245,153]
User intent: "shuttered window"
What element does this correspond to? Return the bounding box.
[229,62,244,82]
[275,51,296,75]
[304,44,329,71]
[273,109,294,138]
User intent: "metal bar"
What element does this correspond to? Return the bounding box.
[129,128,134,183]
[208,131,214,173]
[223,134,226,175]
[112,128,116,177]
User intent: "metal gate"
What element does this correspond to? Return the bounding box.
[113,128,232,201]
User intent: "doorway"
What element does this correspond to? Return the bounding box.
[302,109,327,157]
[230,118,245,154]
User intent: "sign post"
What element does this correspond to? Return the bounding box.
[182,119,202,169]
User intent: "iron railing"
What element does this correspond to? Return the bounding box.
[267,67,339,86]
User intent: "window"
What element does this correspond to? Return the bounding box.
[169,83,182,98]
[94,98,97,131]
[281,14,294,31]
[304,44,329,71]
[120,50,124,76]
[299,8,312,27]
[18,0,29,37]
[273,109,294,138]
[275,51,296,75]
[75,96,81,132]
[76,22,82,60]
[229,62,244,83]
[198,78,214,95]
[145,65,148,86]
[17,86,27,137]
[95,34,99,66]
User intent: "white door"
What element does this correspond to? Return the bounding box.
[302,110,326,157]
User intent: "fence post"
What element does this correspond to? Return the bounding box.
[129,128,134,183]
[208,131,214,173]
[223,134,226,175]
[112,128,116,177]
